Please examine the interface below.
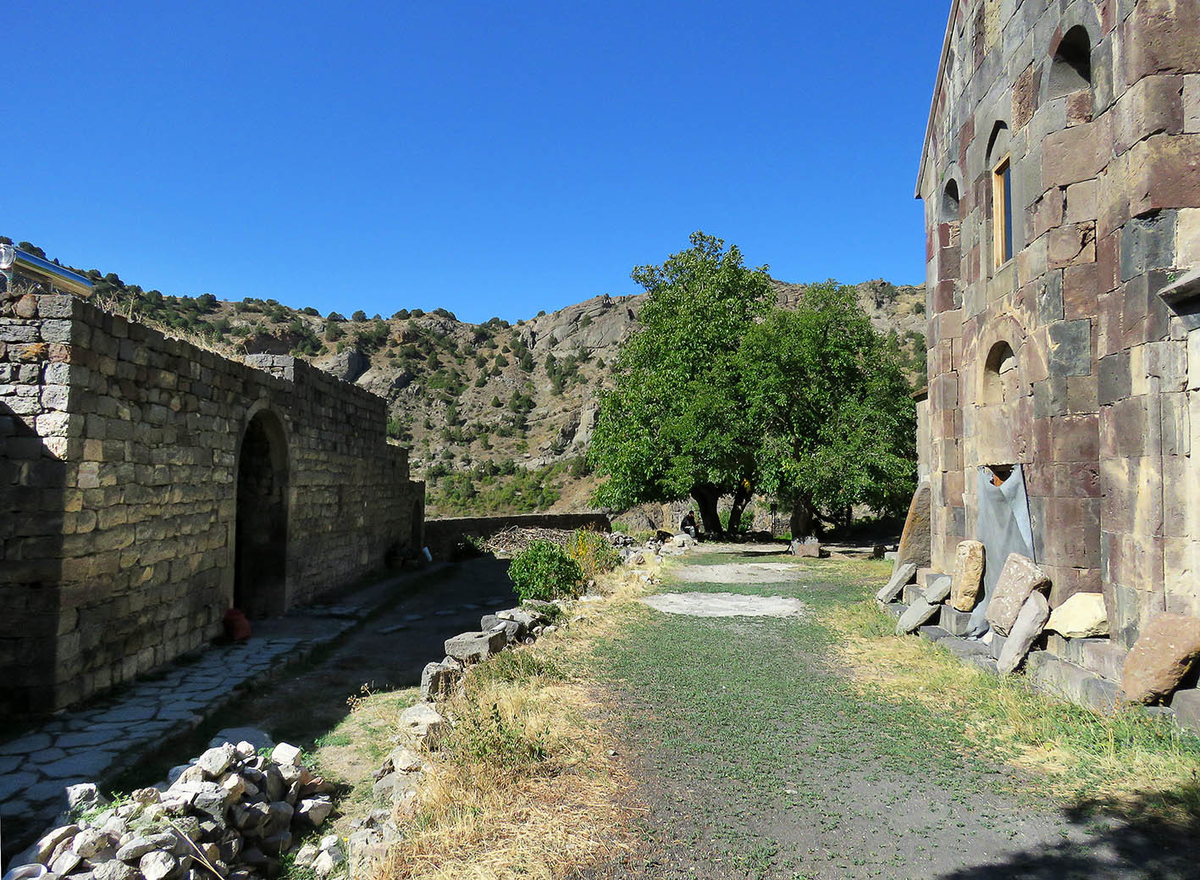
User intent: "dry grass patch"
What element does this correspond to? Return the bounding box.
[373,569,653,880]
[829,599,1200,822]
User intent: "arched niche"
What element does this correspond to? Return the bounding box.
[234,408,290,618]
[941,179,962,222]
[981,340,1020,405]
[1048,25,1093,99]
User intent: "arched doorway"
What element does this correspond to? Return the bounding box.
[234,410,289,618]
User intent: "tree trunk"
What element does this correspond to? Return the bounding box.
[691,483,721,536]
[728,478,753,534]
[789,496,818,539]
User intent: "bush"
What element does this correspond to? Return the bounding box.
[566,529,621,579]
[507,540,584,602]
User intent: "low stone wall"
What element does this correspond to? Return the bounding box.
[424,513,610,560]
[0,292,424,716]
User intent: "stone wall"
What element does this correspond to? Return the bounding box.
[917,0,1200,653]
[424,513,610,561]
[0,293,424,715]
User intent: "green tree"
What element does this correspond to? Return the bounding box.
[737,282,916,537]
[590,231,771,533]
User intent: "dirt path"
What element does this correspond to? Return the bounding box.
[577,545,1196,880]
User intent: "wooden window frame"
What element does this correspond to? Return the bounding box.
[992,155,1013,268]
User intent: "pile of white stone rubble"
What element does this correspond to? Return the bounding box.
[5,740,336,880]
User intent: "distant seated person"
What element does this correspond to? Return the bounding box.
[680,510,698,539]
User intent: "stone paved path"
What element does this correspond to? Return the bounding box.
[0,565,448,851]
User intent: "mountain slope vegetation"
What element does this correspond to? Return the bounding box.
[3,235,927,517]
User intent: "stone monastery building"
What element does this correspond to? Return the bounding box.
[913,0,1200,680]
[0,248,425,717]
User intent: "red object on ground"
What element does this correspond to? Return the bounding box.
[224,608,252,641]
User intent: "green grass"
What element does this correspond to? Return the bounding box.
[583,548,1200,876]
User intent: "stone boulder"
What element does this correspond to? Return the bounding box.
[790,537,821,558]
[896,598,940,635]
[420,661,461,702]
[1046,592,1109,638]
[399,703,444,744]
[950,540,985,612]
[998,592,1050,675]
[895,481,932,569]
[985,554,1051,636]
[876,562,917,603]
[1122,614,1200,704]
[444,629,507,664]
[923,574,952,604]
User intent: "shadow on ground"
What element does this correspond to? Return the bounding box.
[934,784,1200,880]
[111,555,517,791]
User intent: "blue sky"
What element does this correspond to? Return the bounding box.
[7,1,947,323]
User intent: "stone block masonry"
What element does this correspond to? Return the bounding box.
[914,0,1200,669]
[0,293,425,716]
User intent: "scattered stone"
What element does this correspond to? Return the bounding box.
[386,747,422,773]
[272,742,303,767]
[293,845,319,869]
[93,859,140,880]
[52,849,84,875]
[998,592,1050,675]
[71,829,108,859]
[196,745,236,778]
[419,662,461,702]
[896,598,940,635]
[923,574,952,604]
[1046,592,1109,638]
[296,798,333,828]
[312,846,346,879]
[398,703,444,744]
[65,783,108,814]
[209,728,274,752]
[443,630,506,664]
[985,554,1051,636]
[950,540,985,612]
[876,562,917,603]
[115,837,159,862]
[1122,614,1200,704]
[139,851,178,880]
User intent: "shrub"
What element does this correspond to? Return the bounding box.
[507,540,584,602]
[566,529,621,579]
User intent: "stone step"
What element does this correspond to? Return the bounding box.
[938,605,974,637]
[1024,651,1121,714]
[1044,633,1125,681]
[1170,689,1200,735]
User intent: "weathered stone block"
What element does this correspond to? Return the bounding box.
[876,562,917,603]
[1047,320,1093,377]
[1121,613,1200,703]
[1113,75,1185,155]
[444,630,506,664]
[998,592,1050,675]
[986,553,1052,636]
[1046,592,1110,638]
[896,598,940,635]
[950,540,985,611]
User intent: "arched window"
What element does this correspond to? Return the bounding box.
[986,123,1013,268]
[1049,26,1092,98]
[941,179,961,222]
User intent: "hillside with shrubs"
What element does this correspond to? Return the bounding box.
[3,236,926,517]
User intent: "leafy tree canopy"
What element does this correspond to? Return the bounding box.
[737,281,916,535]
[590,231,772,531]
